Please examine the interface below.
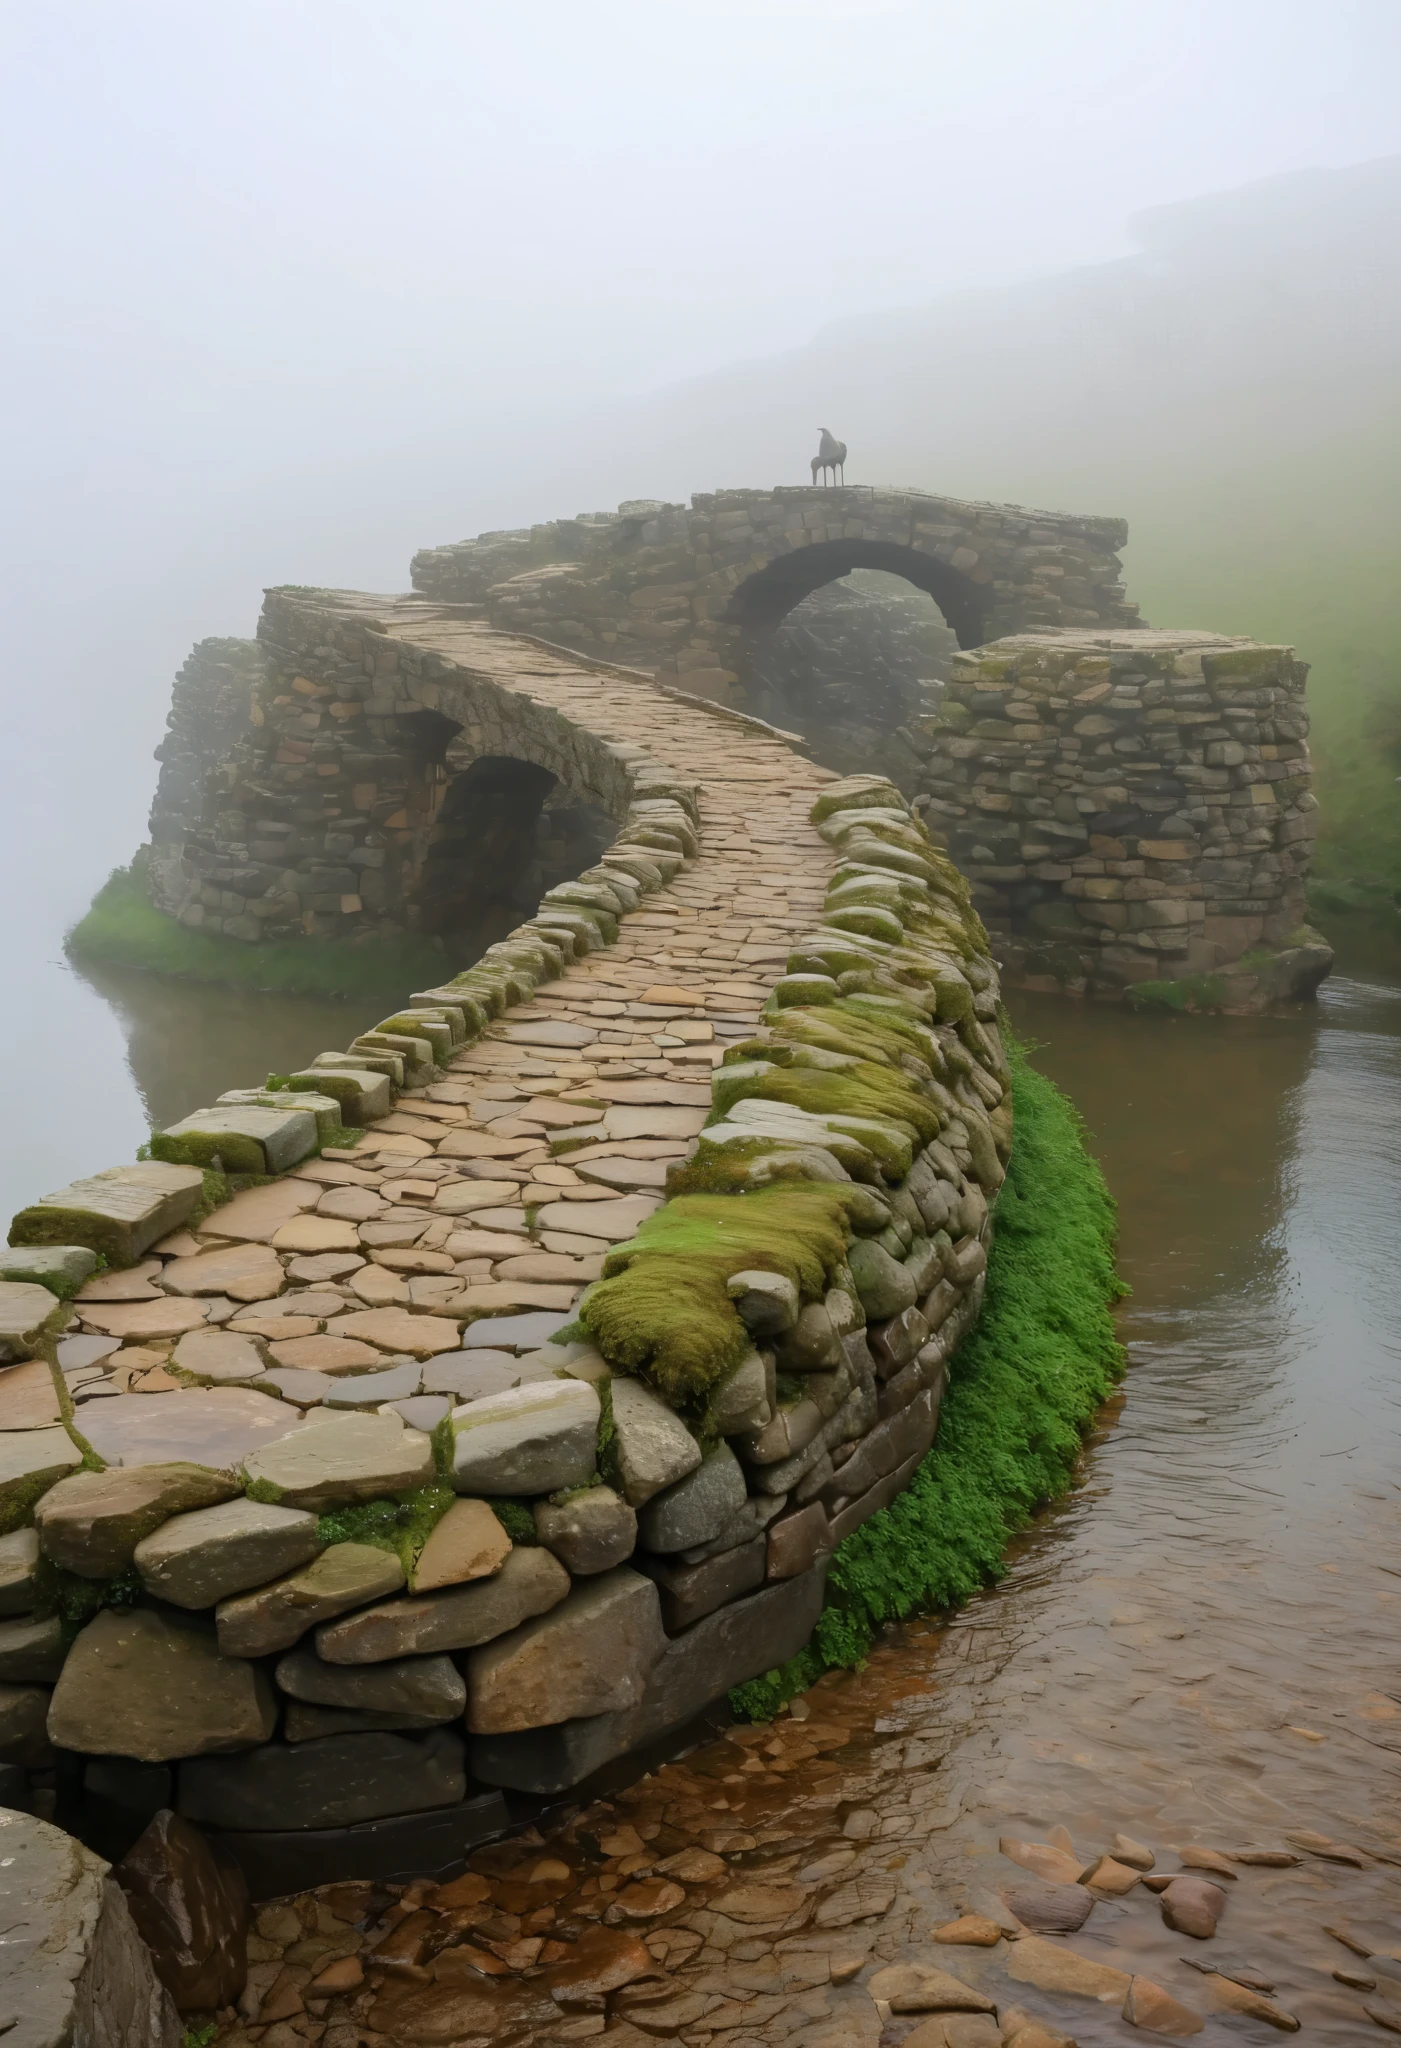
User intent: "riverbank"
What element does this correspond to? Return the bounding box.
[66,859,450,1001]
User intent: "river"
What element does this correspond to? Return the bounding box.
[24,936,1401,2041]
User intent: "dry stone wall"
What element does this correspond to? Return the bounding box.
[908,628,1333,1006]
[2,596,1009,1889]
[410,486,1138,707]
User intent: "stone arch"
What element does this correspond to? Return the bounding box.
[724,536,990,649]
[413,755,559,937]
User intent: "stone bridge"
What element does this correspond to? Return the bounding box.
[3,595,1009,1907]
[410,486,1139,705]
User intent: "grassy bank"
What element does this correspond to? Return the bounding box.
[67,862,450,1002]
[732,1042,1125,1717]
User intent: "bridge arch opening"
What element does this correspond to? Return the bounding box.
[412,754,613,946]
[724,537,990,648]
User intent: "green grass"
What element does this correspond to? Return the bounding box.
[67,861,450,1001]
[731,1041,1125,1717]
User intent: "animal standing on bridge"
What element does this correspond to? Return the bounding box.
[811,428,847,487]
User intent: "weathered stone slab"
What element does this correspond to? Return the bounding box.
[157,1104,318,1175]
[159,1242,285,1301]
[466,1566,667,1731]
[241,1410,434,1510]
[534,1196,661,1241]
[255,1366,336,1407]
[133,1497,324,1608]
[471,1559,830,1792]
[265,1332,381,1374]
[461,1311,574,1352]
[534,1485,637,1574]
[274,1645,466,1718]
[270,1214,362,1254]
[422,1351,523,1400]
[0,1612,66,1680]
[215,1541,406,1656]
[0,1358,63,1429]
[171,1328,267,1382]
[9,1161,205,1267]
[409,1497,512,1592]
[637,1443,748,1552]
[0,1426,83,1535]
[35,1463,241,1577]
[316,1543,569,1663]
[0,1244,98,1292]
[47,1606,278,1761]
[325,1361,424,1407]
[197,1179,319,1243]
[638,1531,766,1631]
[334,1307,462,1356]
[0,1526,39,1615]
[451,1378,600,1495]
[0,1808,181,2046]
[291,1066,391,1122]
[610,1376,702,1506]
[0,1281,66,1364]
[179,1727,466,1831]
[79,1387,304,1471]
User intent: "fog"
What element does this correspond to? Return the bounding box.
[3,0,1399,1210]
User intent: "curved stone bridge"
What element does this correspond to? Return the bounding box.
[410,486,1139,704]
[3,595,1009,1893]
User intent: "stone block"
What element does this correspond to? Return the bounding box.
[409,1496,512,1591]
[775,1301,841,1370]
[242,1410,435,1511]
[0,1526,39,1616]
[706,1349,773,1435]
[534,1485,637,1574]
[0,1281,65,1364]
[291,1066,391,1122]
[0,1808,181,2046]
[824,1389,938,1506]
[0,1244,98,1293]
[215,1541,406,1656]
[466,1566,667,1731]
[470,1559,829,1793]
[133,1497,324,1608]
[0,1426,83,1535]
[868,1306,931,1378]
[36,1464,242,1578]
[9,1161,205,1267]
[637,1532,766,1631]
[155,1104,318,1176]
[766,1501,831,1580]
[847,1239,918,1320]
[726,1269,799,1336]
[609,1376,701,1506]
[636,1443,747,1552]
[179,1727,466,1832]
[115,1807,249,2015]
[0,1614,66,1681]
[678,1489,786,1563]
[274,1645,465,1719]
[316,1543,569,1662]
[451,1378,600,1495]
[48,1607,278,1762]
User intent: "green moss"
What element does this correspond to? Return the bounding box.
[731,1042,1124,1719]
[581,1186,863,1407]
[67,861,449,1000]
[315,1485,455,1577]
[182,2024,219,2048]
[595,1378,620,1490]
[1124,972,1230,1013]
[488,1499,538,1544]
[33,1559,143,1634]
[715,1062,937,1148]
[430,1414,455,1478]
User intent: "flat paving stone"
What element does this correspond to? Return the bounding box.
[171,1328,267,1382]
[77,1298,210,1342]
[265,1333,382,1375]
[241,1409,435,1510]
[159,1243,286,1300]
[0,1359,62,1431]
[334,1308,462,1357]
[78,1388,305,1470]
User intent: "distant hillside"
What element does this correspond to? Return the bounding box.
[609,157,1401,900]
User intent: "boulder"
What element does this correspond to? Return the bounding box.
[707,1350,774,1435]
[534,1486,637,1574]
[0,1615,67,1681]
[609,1377,702,1506]
[0,1282,65,1364]
[0,1680,54,1765]
[35,1464,241,1578]
[9,1160,205,1269]
[847,1240,918,1319]
[409,1497,512,1592]
[241,1410,435,1511]
[725,1270,799,1337]
[1160,1876,1226,1939]
[636,1443,747,1552]
[451,1378,600,1495]
[0,1245,98,1293]
[156,1103,318,1175]
[466,1567,667,1732]
[315,1544,569,1663]
[0,1807,181,2046]
[47,1608,278,1762]
[179,1727,466,1831]
[0,1526,39,1616]
[215,1542,405,1657]
[116,1808,249,2013]
[0,1426,84,1535]
[274,1645,465,1719]
[133,1498,324,1608]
